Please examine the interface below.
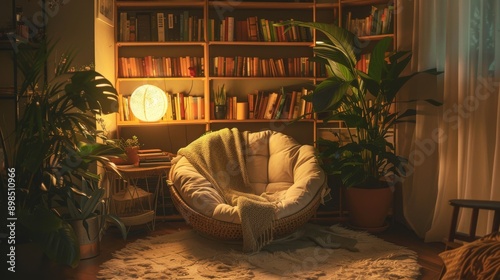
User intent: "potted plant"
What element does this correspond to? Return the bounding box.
[213,84,227,119]
[105,135,141,166]
[0,39,126,268]
[279,21,441,231]
[60,175,126,259]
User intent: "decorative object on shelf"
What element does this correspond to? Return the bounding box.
[130,84,168,122]
[236,102,248,120]
[280,20,442,231]
[213,84,227,120]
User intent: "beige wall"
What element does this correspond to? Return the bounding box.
[95,2,118,139]
[46,1,94,78]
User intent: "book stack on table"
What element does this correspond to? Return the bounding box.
[138,149,174,167]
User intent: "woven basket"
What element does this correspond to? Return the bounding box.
[168,182,323,242]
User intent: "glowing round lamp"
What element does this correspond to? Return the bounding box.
[129,85,168,122]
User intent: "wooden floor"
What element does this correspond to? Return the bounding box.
[16,218,445,280]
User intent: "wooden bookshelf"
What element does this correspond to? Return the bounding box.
[114,0,397,149]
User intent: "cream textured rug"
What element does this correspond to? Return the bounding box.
[98,224,420,279]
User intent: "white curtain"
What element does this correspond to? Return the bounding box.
[397,0,500,242]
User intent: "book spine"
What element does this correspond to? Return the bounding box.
[227,16,234,42]
[151,13,158,42]
[157,12,165,42]
[129,12,136,42]
[136,13,151,42]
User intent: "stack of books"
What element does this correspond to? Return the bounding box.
[138,149,173,166]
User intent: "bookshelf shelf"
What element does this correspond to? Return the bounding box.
[117,42,206,47]
[208,41,313,46]
[316,3,341,9]
[117,77,206,82]
[208,76,314,80]
[117,120,207,126]
[208,119,314,124]
[341,0,390,6]
[358,33,395,41]
[116,1,205,8]
[208,1,314,10]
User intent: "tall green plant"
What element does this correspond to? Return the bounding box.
[1,39,126,268]
[278,21,441,188]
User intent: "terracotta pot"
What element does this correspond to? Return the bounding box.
[125,146,139,166]
[345,186,393,231]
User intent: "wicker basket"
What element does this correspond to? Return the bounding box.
[168,182,323,242]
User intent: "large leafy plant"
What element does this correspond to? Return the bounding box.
[0,40,126,268]
[280,21,441,188]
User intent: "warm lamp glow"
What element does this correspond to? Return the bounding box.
[130,85,168,122]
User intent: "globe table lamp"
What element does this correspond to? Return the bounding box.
[129,85,168,122]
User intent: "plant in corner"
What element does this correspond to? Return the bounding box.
[0,39,127,268]
[279,21,442,231]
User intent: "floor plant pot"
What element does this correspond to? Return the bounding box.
[214,105,227,119]
[70,215,100,259]
[345,186,393,232]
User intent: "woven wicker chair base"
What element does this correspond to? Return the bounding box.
[168,183,322,242]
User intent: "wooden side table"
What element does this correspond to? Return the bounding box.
[104,163,172,231]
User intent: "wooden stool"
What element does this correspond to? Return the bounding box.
[445,199,500,249]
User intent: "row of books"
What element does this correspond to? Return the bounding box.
[211,56,315,77]
[206,89,314,121]
[121,92,205,122]
[118,10,312,43]
[119,10,204,42]
[247,88,313,120]
[355,53,371,73]
[118,55,322,78]
[137,149,173,166]
[345,4,394,37]
[118,56,203,78]
[120,88,313,122]
[207,17,312,42]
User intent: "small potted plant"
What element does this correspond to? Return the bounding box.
[106,135,141,166]
[213,84,227,119]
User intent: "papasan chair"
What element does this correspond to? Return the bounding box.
[168,128,328,252]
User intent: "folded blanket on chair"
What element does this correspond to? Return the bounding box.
[177,128,276,252]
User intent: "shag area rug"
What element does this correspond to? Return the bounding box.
[98,224,420,279]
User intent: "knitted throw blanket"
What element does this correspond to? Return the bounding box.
[177,128,275,252]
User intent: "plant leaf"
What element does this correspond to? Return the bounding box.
[368,37,392,82]
[311,77,350,112]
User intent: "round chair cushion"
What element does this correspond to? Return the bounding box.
[169,130,326,239]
